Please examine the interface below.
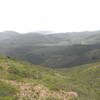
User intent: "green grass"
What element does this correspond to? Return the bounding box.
[0,80,18,100]
[0,56,99,100]
[45,97,63,100]
[58,63,100,100]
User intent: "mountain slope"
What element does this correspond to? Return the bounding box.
[0,56,99,100]
[59,63,100,100]
[0,56,78,100]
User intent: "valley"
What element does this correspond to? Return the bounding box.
[0,31,100,100]
[0,31,100,68]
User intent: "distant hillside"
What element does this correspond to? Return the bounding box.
[0,56,99,100]
[0,31,19,41]
[0,30,100,68]
[6,44,100,68]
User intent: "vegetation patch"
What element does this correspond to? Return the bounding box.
[0,80,18,100]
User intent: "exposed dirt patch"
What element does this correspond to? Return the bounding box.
[0,79,78,100]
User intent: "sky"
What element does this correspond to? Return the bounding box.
[0,0,100,33]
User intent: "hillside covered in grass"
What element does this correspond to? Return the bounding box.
[0,56,99,100]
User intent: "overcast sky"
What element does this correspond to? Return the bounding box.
[0,0,100,33]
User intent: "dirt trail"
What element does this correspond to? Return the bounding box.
[0,79,78,100]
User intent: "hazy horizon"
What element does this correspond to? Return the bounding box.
[0,29,100,34]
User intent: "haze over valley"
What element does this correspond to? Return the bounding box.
[0,30,100,68]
